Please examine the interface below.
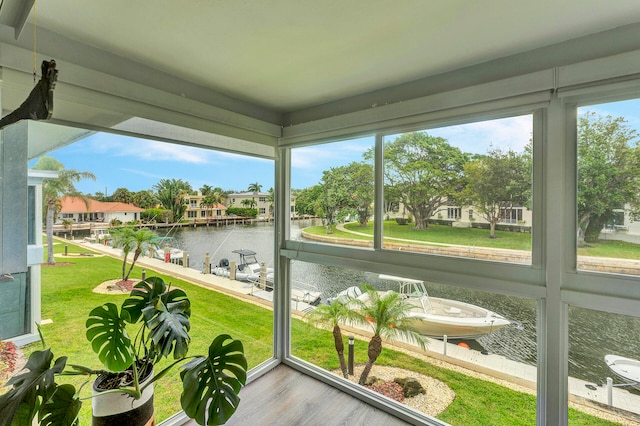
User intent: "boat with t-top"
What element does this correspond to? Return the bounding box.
[330,274,514,339]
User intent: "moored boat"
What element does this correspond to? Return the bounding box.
[212,249,274,282]
[605,354,640,389]
[330,274,513,339]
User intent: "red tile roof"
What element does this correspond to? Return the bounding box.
[59,196,144,213]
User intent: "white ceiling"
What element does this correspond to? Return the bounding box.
[14,0,640,113]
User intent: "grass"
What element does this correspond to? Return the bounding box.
[303,221,640,260]
[15,237,622,425]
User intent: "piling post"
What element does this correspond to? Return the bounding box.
[230,261,236,280]
[260,262,267,289]
[607,377,613,405]
[443,335,448,356]
[183,251,188,268]
[204,252,211,274]
[348,336,354,375]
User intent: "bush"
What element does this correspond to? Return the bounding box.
[226,207,258,218]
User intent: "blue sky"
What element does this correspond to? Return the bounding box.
[35,99,640,196]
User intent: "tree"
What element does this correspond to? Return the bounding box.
[199,184,213,196]
[266,187,275,219]
[304,300,359,378]
[111,187,133,204]
[462,148,530,238]
[132,190,158,209]
[153,178,192,223]
[247,182,262,193]
[111,226,157,282]
[294,186,323,216]
[577,112,640,245]
[61,218,74,238]
[241,198,257,209]
[342,162,374,226]
[315,167,353,233]
[32,157,96,264]
[376,132,468,229]
[350,286,427,385]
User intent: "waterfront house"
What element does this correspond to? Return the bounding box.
[184,192,227,221]
[226,191,272,218]
[1,2,640,425]
[57,196,144,225]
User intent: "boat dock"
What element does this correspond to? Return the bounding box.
[61,237,640,424]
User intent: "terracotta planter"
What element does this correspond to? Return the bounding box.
[92,368,155,426]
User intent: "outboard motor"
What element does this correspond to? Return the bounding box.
[219,258,229,268]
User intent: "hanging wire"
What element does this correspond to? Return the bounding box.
[33,1,37,84]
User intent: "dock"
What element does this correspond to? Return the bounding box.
[59,236,640,424]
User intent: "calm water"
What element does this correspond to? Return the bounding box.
[160,221,640,387]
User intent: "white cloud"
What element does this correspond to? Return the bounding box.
[427,115,533,154]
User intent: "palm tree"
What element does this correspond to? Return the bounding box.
[305,300,360,378]
[241,198,257,209]
[61,218,76,240]
[351,286,428,385]
[33,157,95,264]
[247,182,262,193]
[111,226,157,282]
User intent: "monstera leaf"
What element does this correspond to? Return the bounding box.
[0,349,67,426]
[121,276,168,323]
[144,296,191,362]
[39,384,81,426]
[86,303,135,372]
[180,335,247,426]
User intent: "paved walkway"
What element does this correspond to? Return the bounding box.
[66,237,640,423]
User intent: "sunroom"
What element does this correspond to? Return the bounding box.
[1,2,640,425]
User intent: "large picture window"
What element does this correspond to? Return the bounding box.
[381,115,533,265]
[577,99,640,277]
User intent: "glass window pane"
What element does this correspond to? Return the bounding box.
[382,115,533,265]
[291,137,375,247]
[29,132,274,424]
[577,100,640,276]
[568,306,640,422]
[290,260,541,424]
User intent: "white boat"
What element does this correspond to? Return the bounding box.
[330,274,513,339]
[212,249,275,282]
[150,237,186,264]
[605,354,640,389]
[213,249,322,305]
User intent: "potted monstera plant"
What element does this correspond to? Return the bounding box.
[0,276,247,426]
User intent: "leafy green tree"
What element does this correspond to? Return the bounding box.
[304,300,360,378]
[350,286,427,385]
[377,132,468,229]
[462,148,530,238]
[293,186,323,216]
[342,162,374,226]
[132,190,158,209]
[315,167,353,233]
[153,178,192,223]
[111,187,133,204]
[111,226,158,281]
[32,157,96,264]
[578,112,640,245]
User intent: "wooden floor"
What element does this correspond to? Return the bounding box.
[185,364,412,426]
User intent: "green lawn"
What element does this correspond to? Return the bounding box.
[303,221,640,260]
[17,238,622,425]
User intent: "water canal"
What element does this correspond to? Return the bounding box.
[159,220,640,390]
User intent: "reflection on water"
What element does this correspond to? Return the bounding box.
[161,220,640,386]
